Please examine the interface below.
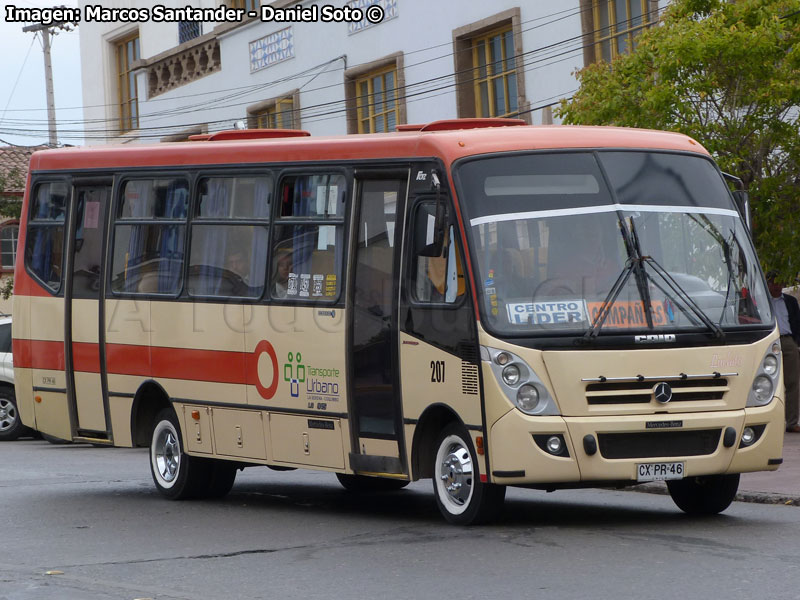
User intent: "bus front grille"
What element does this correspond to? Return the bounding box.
[597,429,722,459]
[585,378,728,405]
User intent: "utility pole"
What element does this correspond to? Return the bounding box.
[22,14,78,147]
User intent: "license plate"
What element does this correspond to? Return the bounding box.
[637,462,684,481]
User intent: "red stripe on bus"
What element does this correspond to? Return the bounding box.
[15,339,271,390]
[149,346,246,385]
[12,339,65,371]
[72,342,101,373]
[106,343,151,376]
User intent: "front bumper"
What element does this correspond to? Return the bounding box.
[489,397,785,485]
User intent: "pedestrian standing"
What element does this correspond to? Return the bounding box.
[767,272,800,433]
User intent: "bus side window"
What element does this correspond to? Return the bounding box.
[187,175,271,298]
[410,202,465,304]
[25,182,68,292]
[110,178,189,295]
[270,173,345,301]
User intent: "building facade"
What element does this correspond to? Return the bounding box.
[79,0,665,144]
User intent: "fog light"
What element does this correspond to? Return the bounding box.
[546,435,563,455]
[495,352,511,366]
[741,427,756,447]
[502,364,520,386]
[516,384,540,412]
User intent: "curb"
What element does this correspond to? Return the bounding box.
[626,481,800,507]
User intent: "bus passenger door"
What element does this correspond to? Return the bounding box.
[347,172,409,476]
[65,183,111,441]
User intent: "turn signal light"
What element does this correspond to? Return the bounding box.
[191,410,200,421]
[475,436,484,455]
[34,395,42,403]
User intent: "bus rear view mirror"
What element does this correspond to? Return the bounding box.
[732,190,751,230]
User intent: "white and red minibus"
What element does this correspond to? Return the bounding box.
[13,120,783,523]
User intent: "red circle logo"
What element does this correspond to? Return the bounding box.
[253,340,279,399]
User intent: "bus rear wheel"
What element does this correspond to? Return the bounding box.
[336,473,409,492]
[667,473,740,515]
[432,423,505,525]
[150,408,212,500]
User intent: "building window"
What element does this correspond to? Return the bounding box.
[0,224,19,271]
[252,97,297,129]
[116,33,140,133]
[452,10,528,122]
[471,27,518,118]
[229,0,259,11]
[592,0,653,62]
[344,53,406,134]
[178,21,201,45]
[354,66,399,133]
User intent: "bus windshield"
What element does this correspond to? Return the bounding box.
[456,151,772,337]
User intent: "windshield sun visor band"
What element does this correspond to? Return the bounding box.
[469,204,740,227]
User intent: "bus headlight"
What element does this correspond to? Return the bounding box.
[747,343,780,407]
[516,384,540,413]
[751,376,773,405]
[502,365,521,386]
[482,346,560,416]
[762,354,778,376]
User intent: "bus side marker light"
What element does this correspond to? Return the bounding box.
[191,410,200,421]
[35,396,42,403]
[583,434,597,456]
[476,436,484,455]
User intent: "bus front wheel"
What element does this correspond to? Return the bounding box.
[667,473,740,515]
[432,423,505,525]
[150,408,212,500]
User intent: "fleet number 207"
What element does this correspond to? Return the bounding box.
[431,360,446,383]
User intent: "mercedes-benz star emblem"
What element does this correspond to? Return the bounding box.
[654,382,673,403]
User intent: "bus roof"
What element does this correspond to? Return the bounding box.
[28,125,710,172]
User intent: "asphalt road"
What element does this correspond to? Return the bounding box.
[2,440,799,600]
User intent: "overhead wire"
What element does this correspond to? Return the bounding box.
[0,3,666,141]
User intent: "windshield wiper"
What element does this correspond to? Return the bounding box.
[584,218,642,340]
[585,216,725,340]
[641,255,725,339]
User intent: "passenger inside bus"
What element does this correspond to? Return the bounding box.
[272,251,293,298]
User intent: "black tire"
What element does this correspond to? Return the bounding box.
[206,461,238,499]
[667,473,740,515]
[0,387,29,441]
[149,408,212,500]
[432,423,505,525]
[336,472,410,492]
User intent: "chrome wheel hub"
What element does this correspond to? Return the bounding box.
[439,441,473,507]
[155,429,180,483]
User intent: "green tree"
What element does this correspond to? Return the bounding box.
[558,0,800,280]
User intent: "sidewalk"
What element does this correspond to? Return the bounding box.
[738,431,800,505]
[637,432,800,506]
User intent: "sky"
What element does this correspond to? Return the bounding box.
[0,0,84,147]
